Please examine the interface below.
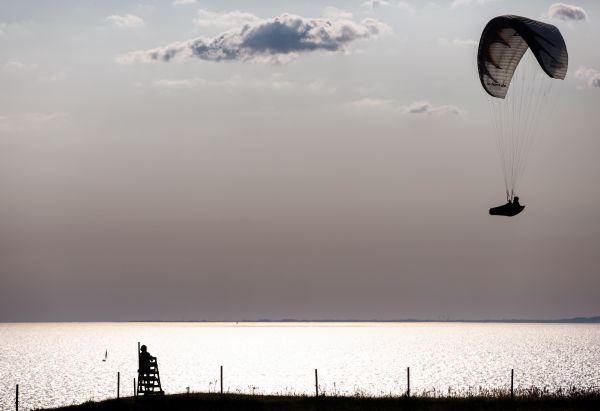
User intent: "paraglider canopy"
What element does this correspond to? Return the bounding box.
[478,15,568,99]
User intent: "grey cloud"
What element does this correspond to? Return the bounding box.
[347,99,465,115]
[0,21,31,36]
[548,3,588,22]
[450,0,499,9]
[404,102,431,114]
[194,10,260,30]
[323,7,353,20]
[403,101,464,115]
[153,73,335,94]
[4,60,39,70]
[106,14,145,28]
[118,14,391,64]
[437,37,477,47]
[361,0,390,10]
[575,67,600,88]
[0,112,70,132]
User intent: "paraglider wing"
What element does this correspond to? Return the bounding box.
[477,15,568,99]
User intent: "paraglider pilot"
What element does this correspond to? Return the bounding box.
[489,195,525,217]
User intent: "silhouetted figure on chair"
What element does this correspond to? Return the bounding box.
[137,344,164,396]
[139,345,152,374]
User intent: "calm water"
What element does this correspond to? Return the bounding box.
[1,322,599,410]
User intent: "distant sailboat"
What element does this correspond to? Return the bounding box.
[102,350,108,362]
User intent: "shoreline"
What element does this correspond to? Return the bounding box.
[41,392,600,411]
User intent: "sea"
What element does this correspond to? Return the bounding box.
[1,322,599,410]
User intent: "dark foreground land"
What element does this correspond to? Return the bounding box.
[42,392,600,411]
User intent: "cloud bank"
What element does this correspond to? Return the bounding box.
[4,60,38,70]
[403,101,465,115]
[323,7,353,20]
[194,10,260,30]
[154,78,209,88]
[348,98,465,115]
[548,3,588,22]
[451,0,499,9]
[118,13,391,64]
[0,21,31,36]
[575,67,600,88]
[362,0,390,10]
[0,112,70,132]
[106,14,145,28]
[153,73,336,95]
[437,37,477,47]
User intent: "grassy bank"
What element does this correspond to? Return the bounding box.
[42,392,600,411]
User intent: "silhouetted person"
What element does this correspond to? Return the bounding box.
[489,195,525,217]
[139,345,153,375]
[137,344,164,396]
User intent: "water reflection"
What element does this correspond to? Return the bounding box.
[1,322,599,410]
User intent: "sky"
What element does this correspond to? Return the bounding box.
[0,0,599,321]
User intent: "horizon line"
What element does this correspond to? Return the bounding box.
[2,316,600,324]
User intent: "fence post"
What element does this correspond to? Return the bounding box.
[510,369,514,399]
[315,369,319,397]
[15,384,18,411]
[407,367,410,398]
[220,365,223,395]
[117,372,120,399]
[134,378,137,397]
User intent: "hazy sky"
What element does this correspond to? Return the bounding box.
[1,1,599,321]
